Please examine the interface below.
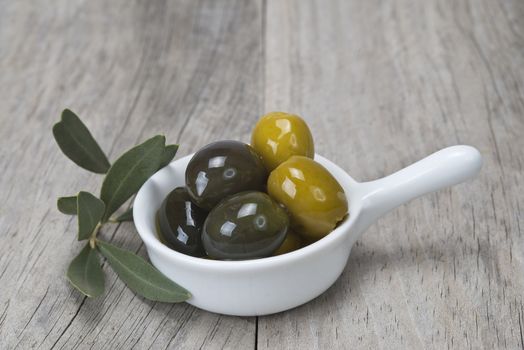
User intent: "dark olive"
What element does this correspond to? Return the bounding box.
[185,141,268,210]
[157,187,208,257]
[202,191,289,260]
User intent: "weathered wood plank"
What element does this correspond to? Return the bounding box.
[2,0,524,349]
[0,0,262,349]
[261,0,524,349]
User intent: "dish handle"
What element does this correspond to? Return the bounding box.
[350,145,482,242]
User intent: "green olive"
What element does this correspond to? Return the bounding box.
[157,187,207,257]
[273,230,303,256]
[251,112,314,171]
[267,156,348,240]
[185,141,267,210]
[202,191,289,260]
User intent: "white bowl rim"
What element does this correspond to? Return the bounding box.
[133,154,362,272]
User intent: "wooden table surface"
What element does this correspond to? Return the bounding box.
[1,1,524,349]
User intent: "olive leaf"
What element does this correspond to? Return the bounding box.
[52,109,111,174]
[113,207,134,222]
[158,144,179,169]
[77,191,105,241]
[67,244,105,298]
[100,135,165,222]
[57,195,77,215]
[97,240,190,302]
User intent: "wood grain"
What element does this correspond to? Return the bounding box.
[261,0,524,349]
[0,1,261,349]
[1,0,523,349]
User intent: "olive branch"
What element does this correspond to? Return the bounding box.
[53,109,189,302]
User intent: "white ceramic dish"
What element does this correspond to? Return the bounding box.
[133,145,482,316]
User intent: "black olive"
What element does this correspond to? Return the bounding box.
[157,187,207,257]
[202,191,289,260]
[185,141,267,210]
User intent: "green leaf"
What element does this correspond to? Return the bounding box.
[97,240,190,302]
[57,196,77,215]
[100,135,165,222]
[77,191,105,241]
[66,244,105,298]
[158,144,179,169]
[113,207,134,222]
[52,109,111,174]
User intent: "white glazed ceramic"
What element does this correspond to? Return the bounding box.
[133,145,482,316]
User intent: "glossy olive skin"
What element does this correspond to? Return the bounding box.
[273,230,303,256]
[251,112,315,171]
[202,191,289,260]
[186,141,268,210]
[267,156,348,240]
[157,187,208,257]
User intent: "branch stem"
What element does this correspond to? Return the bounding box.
[89,223,102,249]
